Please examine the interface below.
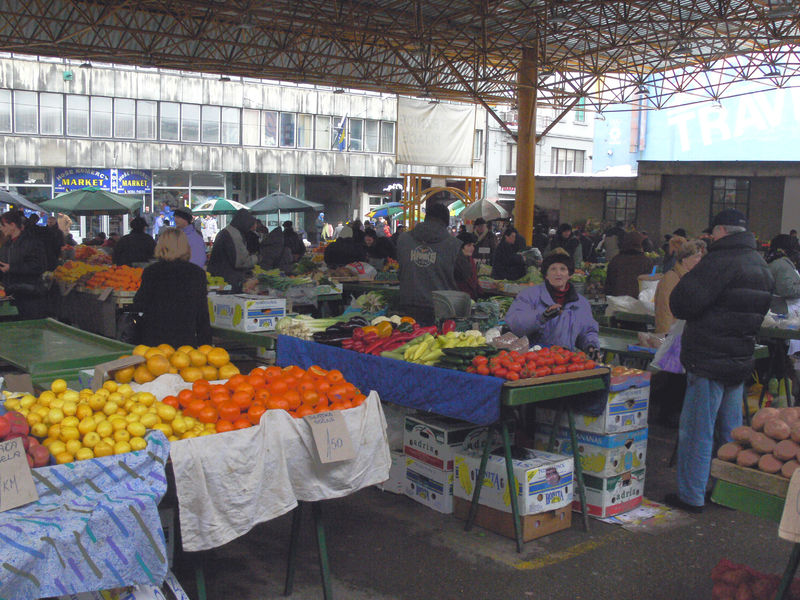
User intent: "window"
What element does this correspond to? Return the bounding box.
[90,96,112,137]
[711,177,750,221]
[280,112,295,147]
[604,191,637,225]
[114,98,135,138]
[297,114,313,148]
[201,105,220,143]
[65,95,88,136]
[137,100,157,140]
[181,104,200,142]
[160,102,179,141]
[331,116,345,150]
[348,118,363,151]
[262,110,278,146]
[0,89,10,132]
[507,143,517,172]
[315,115,331,150]
[551,147,585,174]
[474,129,484,160]
[575,98,586,123]
[380,121,395,153]
[364,120,379,152]
[221,107,240,144]
[40,92,63,135]
[14,90,37,133]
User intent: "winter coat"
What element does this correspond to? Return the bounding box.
[132,259,212,348]
[283,229,306,259]
[669,231,774,384]
[491,238,527,281]
[454,253,481,299]
[113,231,156,266]
[181,224,207,268]
[505,282,599,351]
[366,237,396,261]
[605,250,654,297]
[259,228,288,270]
[654,262,688,334]
[397,220,462,313]
[767,255,800,314]
[324,238,366,269]
[0,229,47,296]
[474,230,497,263]
[548,235,583,266]
[207,225,258,291]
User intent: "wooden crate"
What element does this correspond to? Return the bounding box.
[710,459,789,498]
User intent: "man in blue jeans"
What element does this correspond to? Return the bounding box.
[665,209,773,512]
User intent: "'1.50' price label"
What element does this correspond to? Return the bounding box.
[304,411,355,464]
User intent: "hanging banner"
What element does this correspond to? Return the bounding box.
[397,98,475,167]
[54,168,152,194]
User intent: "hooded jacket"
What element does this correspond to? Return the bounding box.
[670,231,773,384]
[397,219,462,311]
[207,209,258,290]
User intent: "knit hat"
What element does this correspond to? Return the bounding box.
[338,225,354,239]
[711,208,747,229]
[541,252,575,277]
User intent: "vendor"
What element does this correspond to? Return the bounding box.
[454,232,482,300]
[0,209,48,319]
[505,253,600,356]
[363,229,396,265]
[132,227,211,348]
[324,225,366,269]
[207,208,258,292]
[491,227,527,281]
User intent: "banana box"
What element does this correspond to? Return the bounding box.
[207,293,286,332]
[405,456,454,514]
[575,468,646,518]
[535,385,649,435]
[403,414,505,472]
[532,425,647,479]
[453,447,573,516]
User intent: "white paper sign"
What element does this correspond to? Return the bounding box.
[0,437,39,512]
[304,411,355,463]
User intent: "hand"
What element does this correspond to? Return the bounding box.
[586,346,603,362]
[542,304,562,321]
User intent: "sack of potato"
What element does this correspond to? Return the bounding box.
[114,344,240,385]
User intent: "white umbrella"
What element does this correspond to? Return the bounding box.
[459,198,509,221]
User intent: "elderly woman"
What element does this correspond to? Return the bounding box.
[505,253,600,356]
[132,227,211,348]
[654,239,707,334]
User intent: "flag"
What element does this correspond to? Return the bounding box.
[333,114,347,151]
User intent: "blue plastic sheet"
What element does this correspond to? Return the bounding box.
[276,335,505,425]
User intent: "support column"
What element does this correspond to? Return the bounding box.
[514,45,538,245]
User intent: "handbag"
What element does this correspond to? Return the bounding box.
[651,319,685,374]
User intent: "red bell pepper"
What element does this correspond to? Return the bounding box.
[440,319,456,334]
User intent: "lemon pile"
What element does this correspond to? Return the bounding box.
[115,343,240,385]
[3,378,215,464]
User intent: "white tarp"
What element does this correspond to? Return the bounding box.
[397,98,476,167]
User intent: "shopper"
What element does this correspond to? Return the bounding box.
[491,226,527,281]
[661,233,687,274]
[259,225,292,272]
[207,208,258,292]
[604,231,654,297]
[396,203,462,325]
[132,227,211,348]
[0,210,48,318]
[282,221,306,262]
[599,221,626,262]
[454,232,482,300]
[665,209,773,512]
[765,233,800,314]
[547,223,583,266]
[113,217,156,266]
[173,207,206,268]
[324,225,366,269]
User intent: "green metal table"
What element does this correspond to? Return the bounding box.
[0,318,132,389]
[211,326,277,349]
[465,368,610,553]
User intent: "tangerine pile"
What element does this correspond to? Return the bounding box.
[114,343,240,385]
[85,265,143,291]
[166,365,367,433]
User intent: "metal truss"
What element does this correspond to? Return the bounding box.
[0,0,799,111]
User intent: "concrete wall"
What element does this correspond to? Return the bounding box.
[748,177,784,242]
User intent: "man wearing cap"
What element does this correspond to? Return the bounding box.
[173,207,206,268]
[472,218,497,264]
[665,209,773,513]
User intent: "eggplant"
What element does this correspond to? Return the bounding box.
[312,331,352,345]
[347,316,370,327]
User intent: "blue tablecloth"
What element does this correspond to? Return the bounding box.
[0,432,170,600]
[276,335,505,425]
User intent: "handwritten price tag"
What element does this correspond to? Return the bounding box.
[0,437,38,512]
[304,411,355,463]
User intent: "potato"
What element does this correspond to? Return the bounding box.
[751,407,780,432]
[791,423,800,444]
[779,407,800,426]
[757,453,783,474]
[750,433,776,454]
[718,442,743,462]
[774,439,799,461]
[737,449,761,467]
[731,426,754,445]
[763,419,791,441]
[781,460,799,479]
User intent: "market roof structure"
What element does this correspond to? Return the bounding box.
[2,1,799,113]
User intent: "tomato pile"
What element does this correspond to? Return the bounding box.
[467,346,597,381]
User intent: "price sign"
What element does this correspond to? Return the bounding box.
[0,437,38,512]
[304,411,355,463]
[98,287,113,301]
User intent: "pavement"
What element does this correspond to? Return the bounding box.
[170,414,796,600]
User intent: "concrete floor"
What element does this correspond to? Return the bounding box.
[170,417,796,600]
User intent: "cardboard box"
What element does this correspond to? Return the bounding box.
[533,425,648,478]
[208,293,286,332]
[89,355,145,391]
[453,447,573,516]
[405,456,454,514]
[536,385,649,434]
[403,413,504,472]
[376,450,406,494]
[453,497,572,542]
[575,468,646,518]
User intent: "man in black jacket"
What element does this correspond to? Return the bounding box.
[665,209,774,513]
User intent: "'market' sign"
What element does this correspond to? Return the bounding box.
[54,168,152,194]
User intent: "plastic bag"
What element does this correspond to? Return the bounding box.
[605,295,655,316]
[650,319,685,374]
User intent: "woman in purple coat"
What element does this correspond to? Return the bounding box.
[505,252,601,357]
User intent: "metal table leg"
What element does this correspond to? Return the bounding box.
[501,419,524,553]
[283,503,303,596]
[284,502,334,599]
[465,425,494,532]
[567,409,591,532]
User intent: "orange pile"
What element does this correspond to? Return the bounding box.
[164,365,367,433]
[85,265,143,291]
[115,344,240,385]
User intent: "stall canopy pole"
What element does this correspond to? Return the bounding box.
[514,45,538,246]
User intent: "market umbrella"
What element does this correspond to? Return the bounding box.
[366,202,404,219]
[448,200,465,216]
[39,187,143,216]
[0,189,48,213]
[459,198,509,221]
[192,197,250,215]
[245,191,324,214]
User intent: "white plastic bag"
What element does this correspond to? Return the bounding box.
[605,295,655,316]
